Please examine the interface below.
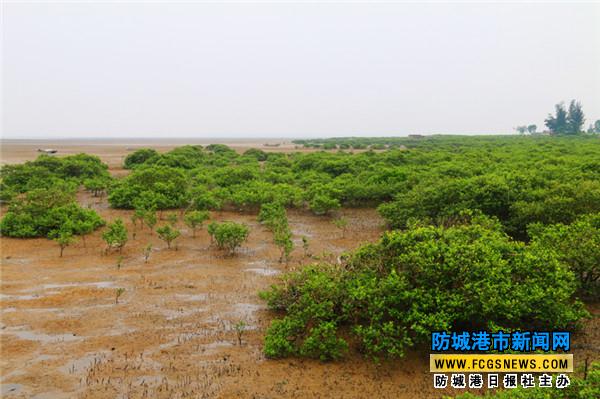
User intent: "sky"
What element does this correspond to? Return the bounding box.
[2,1,599,139]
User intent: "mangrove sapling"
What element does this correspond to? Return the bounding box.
[115,288,125,304]
[130,213,139,230]
[207,221,249,256]
[144,243,152,263]
[234,320,247,346]
[52,229,77,257]
[333,217,348,238]
[144,212,157,235]
[184,210,210,238]
[274,224,293,263]
[156,224,181,249]
[102,219,128,253]
[302,236,310,258]
[116,255,124,270]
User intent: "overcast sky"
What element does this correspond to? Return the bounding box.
[2,1,599,139]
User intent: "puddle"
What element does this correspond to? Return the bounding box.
[1,383,24,396]
[291,224,313,238]
[231,303,264,316]
[174,294,207,302]
[30,354,59,364]
[0,293,45,301]
[2,326,82,343]
[244,268,279,276]
[200,341,233,355]
[36,281,117,290]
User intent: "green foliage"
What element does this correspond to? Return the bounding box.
[110,137,600,237]
[102,219,128,252]
[261,217,587,361]
[183,210,209,237]
[0,187,104,238]
[143,211,157,233]
[166,212,178,225]
[451,361,599,398]
[273,223,293,263]
[545,100,586,135]
[529,213,600,299]
[309,193,340,216]
[1,153,109,195]
[108,166,187,209]
[123,148,159,169]
[243,148,268,161]
[83,176,111,196]
[156,224,181,249]
[207,221,249,255]
[51,228,77,257]
[259,203,294,262]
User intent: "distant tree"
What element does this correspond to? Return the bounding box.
[514,126,527,135]
[183,210,209,237]
[102,219,128,253]
[566,100,585,134]
[595,120,600,133]
[123,148,158,169]
[156,224,181,249]
[527,124,537,134]
[243,148,268,161]
[545,102,568,134]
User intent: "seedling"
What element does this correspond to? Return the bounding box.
[302,236,310,258]
[234,320,247,346]
[333,217,348,238]
[115,288,125,304]
[144,244,152,263]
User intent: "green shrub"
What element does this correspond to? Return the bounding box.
[108,166,187,209]
[102,219,128,252]
[156,224,181,249]
[183,210,209,237]
[529,213,600,299]
[123,148,159,169]
[309,194,340,216]
[208,221,249,255]
[0,188,104,238]
[451,361,599,398]
[261,216,587,361]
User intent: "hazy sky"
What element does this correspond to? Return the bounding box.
[2,1,599,139]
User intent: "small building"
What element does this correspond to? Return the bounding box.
[408,134,425,139]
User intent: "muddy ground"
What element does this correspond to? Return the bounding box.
[1,141,598,398]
